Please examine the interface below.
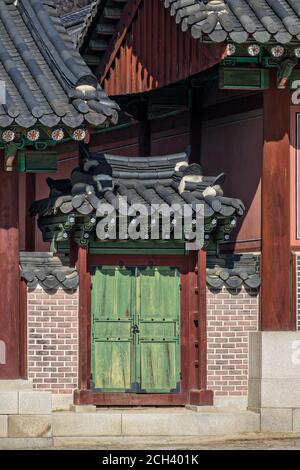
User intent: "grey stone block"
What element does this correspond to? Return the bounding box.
[0,392,18,414]
[260,332,300,379]
[248,332,262,380]
[0,438,52,450]
[8,415,52,438]
[261,379,300,408]
[70,405,97,413]
[0,380,33,391]
[261,408,293,433]
[52,394,73,412]
[18,391,52,415]
[248,378,261,410]
[52,413,122,437]
[122,411,260,437]
[0,416,8,437]
[292,409,300,432]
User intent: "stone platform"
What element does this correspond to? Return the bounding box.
[0,406,260,449]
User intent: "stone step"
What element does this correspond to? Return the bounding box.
[0,390,52,415]
[0,380,33,391]
[0,438,52,450]
[52,409,260,438]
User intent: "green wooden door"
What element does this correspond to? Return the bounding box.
[91,267,136,392]
[91,266,180,394]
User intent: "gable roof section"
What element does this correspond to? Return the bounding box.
[74,0,225,95]
[77,0,129,66]
[0,0,119,131]
[163,0,300,44]
[61,5,92,42]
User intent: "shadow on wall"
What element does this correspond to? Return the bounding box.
[201,111,263,249]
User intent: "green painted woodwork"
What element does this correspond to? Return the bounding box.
[91,266,181,394]
[89,239,186,255]
[19,150,57,173]
[137,266,180,393]
[91,267,135,392]
[219,67,269,90]
[40,213,234,255]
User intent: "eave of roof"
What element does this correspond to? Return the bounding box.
[207,254,261,290]
[61,5,92,31]
[76,0,128,66]
[163,0,300,44]
[0,0,119,133]
[30,149,245,251]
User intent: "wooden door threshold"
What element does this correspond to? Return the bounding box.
[74,390,188,406]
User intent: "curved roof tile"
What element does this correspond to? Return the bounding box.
[0,0,119,130]
[30,149,245,222]
[163,0,300,44]
[207,254,261,290]
[20,252,79,291]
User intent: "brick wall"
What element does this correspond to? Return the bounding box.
[207,287,259,397]
[28,287,79,395]
[27,284,258,397]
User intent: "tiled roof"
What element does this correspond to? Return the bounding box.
[31,148,245,222]
[0,0,119,130]
[76,0,128,66]
[61,5,92,42]
[207,254,261,290]
[163,0,300,44]
[20,252,79,291]
[56,0,92,16]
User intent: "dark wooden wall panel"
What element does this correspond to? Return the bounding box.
[151,111,190,155]
[201,111,263,251]
[35,153,80,251]
[90,124,139,156]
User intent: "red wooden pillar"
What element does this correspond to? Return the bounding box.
[25,173,36,251]
[189,249,213,405]
[76,246,91,393]
[0,156,20,379]
[261,70,295,331]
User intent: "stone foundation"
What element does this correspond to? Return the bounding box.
[249,331,300,432]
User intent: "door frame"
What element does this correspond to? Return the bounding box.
[74,251,211,406]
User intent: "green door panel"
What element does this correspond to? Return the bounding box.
[136,267,180,393]
[93,341,133,391]
[140,342,179,392]
[91,266,181,394]
[138,266,180,320]
[91,267,135,391]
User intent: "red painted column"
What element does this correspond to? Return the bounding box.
[0,155,20,379]
[189,249,213,405]
[261,70,295,331]
[76,246,90,393]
